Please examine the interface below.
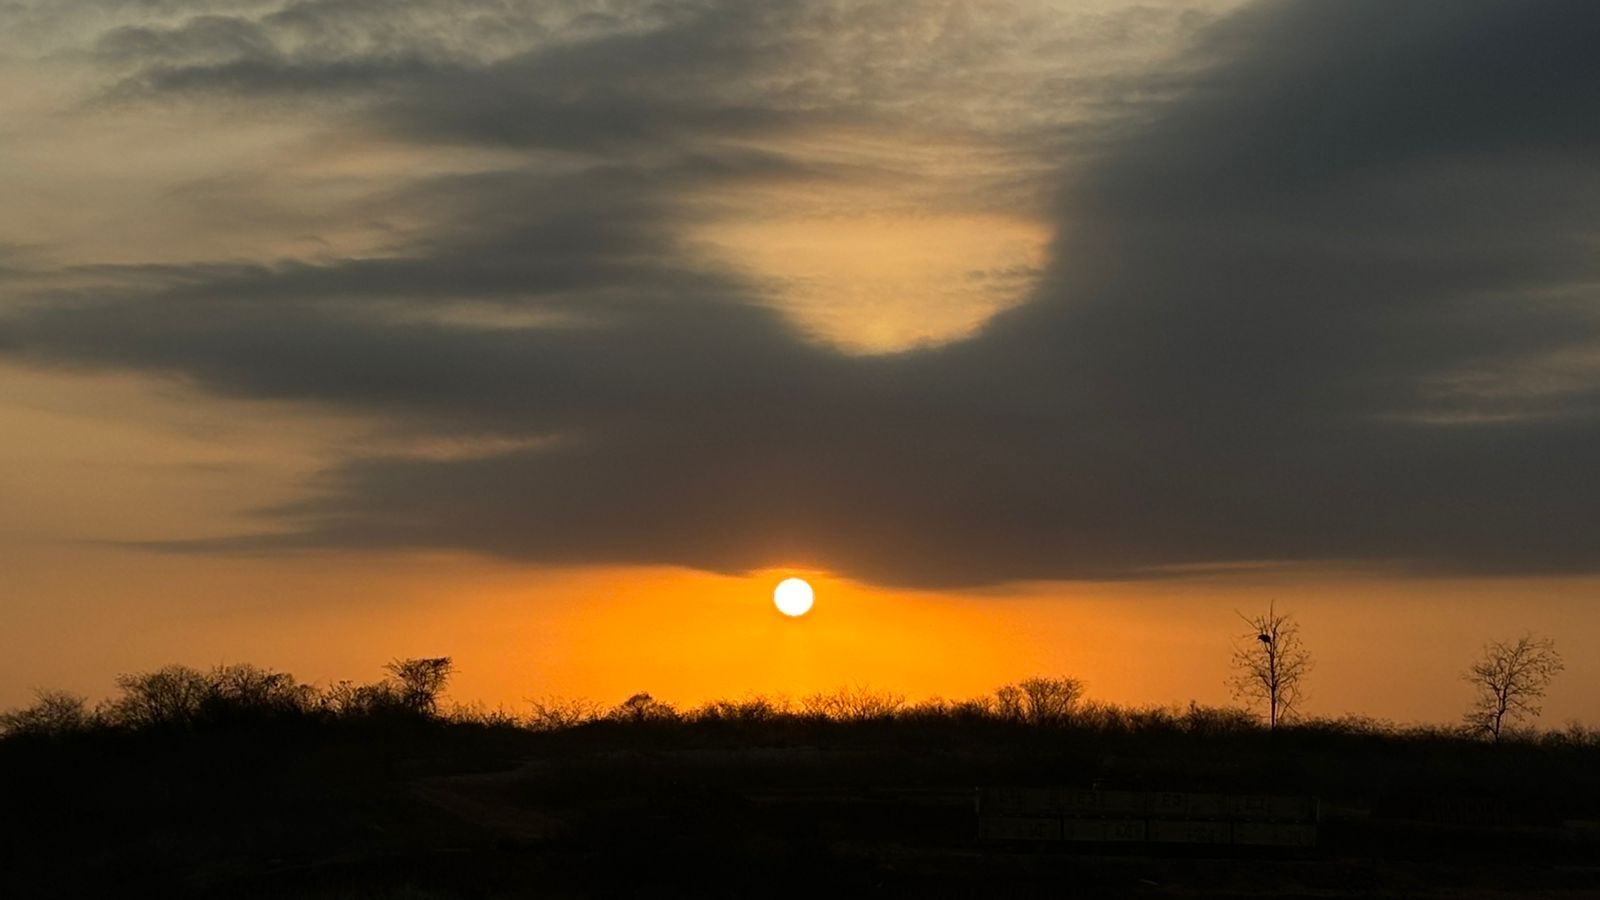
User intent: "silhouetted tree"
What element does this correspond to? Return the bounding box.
[383,657,455,715]
[1227,601,1312,729]
[993,677,1085,725]
[199,663,316,723]
[994,683,1025,720]
[610,692,679,723]
[1018,676,1085,724]
[104,664,315,728]
[108,665,210,727]
[1463,633,1564,742]
[322,678,408,718]
[0,689,90,738]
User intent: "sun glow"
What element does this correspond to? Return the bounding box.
[773,577,815,617]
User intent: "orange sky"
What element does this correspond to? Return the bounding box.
[2,0,1597,730]
[2,356,1597,727]
[5,527,1597,725]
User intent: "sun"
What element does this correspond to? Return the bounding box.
[773,577,814,617]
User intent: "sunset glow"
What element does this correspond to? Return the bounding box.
[772,577,816,617]
[0,0,1597,733]
[8,5,1600,894]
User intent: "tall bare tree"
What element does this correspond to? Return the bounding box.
[1227,601,1312,730]
[1463,634,1564,742]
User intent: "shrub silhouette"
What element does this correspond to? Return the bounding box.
[106,665,212,728]
[8,656,1600,900]
[103,664,317,729]
[322,677,423,720]
[384,657,455,715]
[693,695,790,724]
[8,655,1596,750]
[993,676,1084,725]
[609,692,679,723]
[199,663,317,724]
[526,696,604,731]
[0,689,90,738]
[800,686,905,721]
[1179,701,1258,736]
[445,701,522,728]
[321,678,401,717]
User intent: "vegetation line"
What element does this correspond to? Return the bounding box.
[3,658,1593,748]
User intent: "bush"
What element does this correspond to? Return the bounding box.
[1542,721,1600,749]
[526,697,603,731]
[105,665,211,728]
[24,658,1599,755]
[1179,701,1258,736]
[384,657,455,715]
[0,690,91,738]
[799,686,905,721]
[101,664,318,729]
[898,697,954,722]
[948,697,997,721]
[691,695,790,724]
[446,702,521,728]
[200,664,317,723]
[992,677,1085,725]
[321,679,411,719]
[1074,700,1136,733]
[609,692,679,723]
[314,658,455,721]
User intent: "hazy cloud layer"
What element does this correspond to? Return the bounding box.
[2,0,1597,586]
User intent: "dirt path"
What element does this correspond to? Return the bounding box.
[410,763,564,842]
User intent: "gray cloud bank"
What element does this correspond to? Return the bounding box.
[3,0,1598,586]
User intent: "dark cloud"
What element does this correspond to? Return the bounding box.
[94,14,278,65]
[83,0,1177,164]
[4,0,1599,586]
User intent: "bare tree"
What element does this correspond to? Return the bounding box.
[1463,633,1564,742]
[108,665,210,727]
[993,677,1085,725]
[201,663,316,721]
[0,690,90,738]
[1227,601,1312,729]
[383,657,455,715]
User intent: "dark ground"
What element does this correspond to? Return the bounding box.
[4,717,1599,898]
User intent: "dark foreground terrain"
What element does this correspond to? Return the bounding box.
[4,710,1600,899]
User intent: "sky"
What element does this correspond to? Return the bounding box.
[1,0,1597,724]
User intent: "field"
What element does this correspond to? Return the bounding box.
[5,698,1600,898]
